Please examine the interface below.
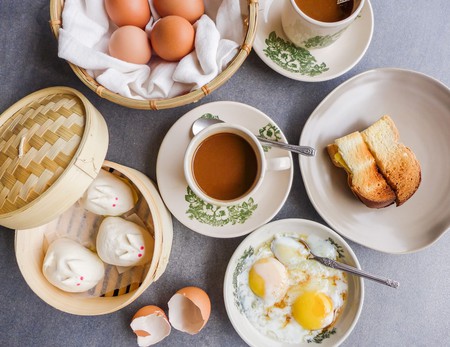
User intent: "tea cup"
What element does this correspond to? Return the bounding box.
[281,0,365,49]
[184,123,291,206]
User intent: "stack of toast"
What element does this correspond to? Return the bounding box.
[327,115,421,208]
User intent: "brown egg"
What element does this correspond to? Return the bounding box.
[105,0,151,29]
[154,0,205,24]
[150,16,195,62]
[109,26,151,64]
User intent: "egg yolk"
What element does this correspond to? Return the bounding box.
[248,257,289,305]
[248,266,265,298]
[292,292,333,330]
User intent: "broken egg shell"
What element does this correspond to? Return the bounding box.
[131,305,171,346]
[168,286,211,335]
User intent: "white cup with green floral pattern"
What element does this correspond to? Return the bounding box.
[184,123,291,207]
[282,0,365,49]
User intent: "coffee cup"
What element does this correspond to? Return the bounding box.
[184,123,291,206]
[282,0,365,49]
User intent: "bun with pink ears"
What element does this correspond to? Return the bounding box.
[79,169,137,216]
[96,217,154,267]
[42,238,104,293]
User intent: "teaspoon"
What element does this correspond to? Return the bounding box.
[297,239,400,289]
[191,117,316,157]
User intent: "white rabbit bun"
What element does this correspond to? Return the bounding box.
[80,169,136,216]
[96,217,154,267]
[43,238,105,293]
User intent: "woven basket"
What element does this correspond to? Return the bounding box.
[1,87,173,315]
[49,0,259,110]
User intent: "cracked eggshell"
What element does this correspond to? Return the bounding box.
[168,286,211,334]
[131,305,171,346]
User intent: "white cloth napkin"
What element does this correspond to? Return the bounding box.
[262,0,274,23]
[58,0,246,100]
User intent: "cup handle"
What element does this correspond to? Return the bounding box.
[266,157,291,171]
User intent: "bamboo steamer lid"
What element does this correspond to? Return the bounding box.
[0,86,108,229]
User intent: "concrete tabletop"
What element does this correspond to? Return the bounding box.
[1,1,449,346]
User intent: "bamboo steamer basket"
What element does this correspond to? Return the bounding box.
[49,0,258,110]
[0,87,173,315]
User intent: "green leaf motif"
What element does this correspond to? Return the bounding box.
[302,27,347,49]
[326,237,345,259]
[263,31,328,77]
[309,327,337,343]
[200,113,219,120]
[259,123,282,152]
[232,246,254,313]
[185,187,258,226]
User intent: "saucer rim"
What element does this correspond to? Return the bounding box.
[156,101,294,238]
[253,0,374,82]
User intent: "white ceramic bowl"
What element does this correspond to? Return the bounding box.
[224,218,364,346]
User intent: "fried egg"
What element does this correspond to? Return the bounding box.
[236,234,348,343]
[248,257,289,306]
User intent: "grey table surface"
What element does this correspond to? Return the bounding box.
[1,0,450,346]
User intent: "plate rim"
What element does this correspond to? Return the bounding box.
[299,67,450,254]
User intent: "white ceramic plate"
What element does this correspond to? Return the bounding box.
[224,218,364,347]
[254,0,373,82]
[299,68,450,254]
[156,101,293,238]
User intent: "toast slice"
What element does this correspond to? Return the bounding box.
[361,115,421,206]
[327,131,396,208]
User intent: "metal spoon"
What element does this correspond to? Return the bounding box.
[191,118,316,157]
[297,239,400,289]
[337,0,352,5]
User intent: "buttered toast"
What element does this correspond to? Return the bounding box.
[327,132,396,208]
[327,115,421,208]
[361,115,421,206]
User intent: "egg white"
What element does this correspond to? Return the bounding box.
[236,234,348,343]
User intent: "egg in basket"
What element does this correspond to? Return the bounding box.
[49,0,258,109]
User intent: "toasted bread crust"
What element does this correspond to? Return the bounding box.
[327,132,396,208]
[361,115,421,206]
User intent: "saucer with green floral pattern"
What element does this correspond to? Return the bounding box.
[254,0,373,82]
[156,101,293,238]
